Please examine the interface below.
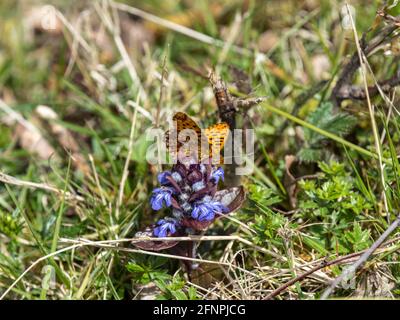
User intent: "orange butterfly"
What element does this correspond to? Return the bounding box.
[165,112,229,164]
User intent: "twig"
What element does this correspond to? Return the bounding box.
[320,214,400,299]
[264,231,400,300]
[334,69,400,101]
[209,73,265,186]
[331,13,399,106]
[209,73,239,186]
[377,9,400,26]
[234,97,267,111]
[265,256,347,300]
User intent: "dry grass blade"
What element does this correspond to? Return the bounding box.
[0,172,84,202]
[344,4,389,220]
[1,235,273,299]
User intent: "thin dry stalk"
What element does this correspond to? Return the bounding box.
[346,4,389,219]
[88,154,107,206]
[0,172,84,202]
[115,98,138,220]
[94,0,146,103]
[217,12,243,69]
[55,10,92,55]
[2,235,269,300]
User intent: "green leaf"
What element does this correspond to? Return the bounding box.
[298,148,323,163]
[318,161,346,176]
[343,222,371,251]
[298,102,357,162]
[248,183,281,207]
[302,235,329,255]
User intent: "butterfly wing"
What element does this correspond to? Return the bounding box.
[165,112,202,161]
[165,112,229,163]
[173,112,201,136]
[204,122,229,163]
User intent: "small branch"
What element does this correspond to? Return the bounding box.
[265,256,348,300]
[330,16,399,106]
[209,72,239,187]
[334,69,400,101]
[234,96,267,111]
[320,214,400,299]
[209,73,265,186]
[264,232,400,300]
[377,9,400,27]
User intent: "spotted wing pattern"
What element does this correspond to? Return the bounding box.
[165,112,201,160]
[165,112,228,163]
[204,122,229,163]
[173,112,201,136]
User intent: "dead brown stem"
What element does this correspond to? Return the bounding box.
[331,19,399,106]
[264,233,400,300]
